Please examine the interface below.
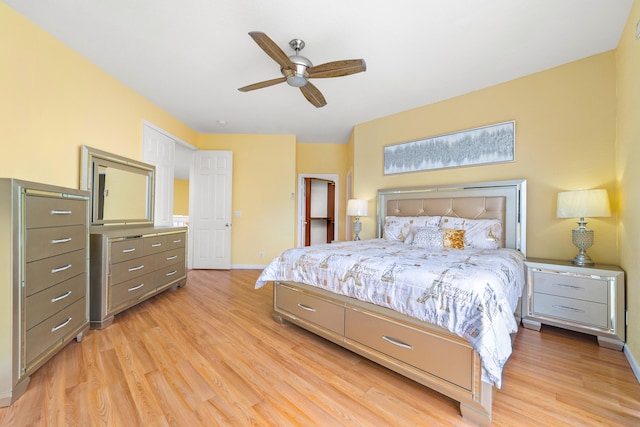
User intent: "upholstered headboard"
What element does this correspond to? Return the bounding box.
[377,179,527,254]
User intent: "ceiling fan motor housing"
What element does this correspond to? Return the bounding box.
[285,54,311,87]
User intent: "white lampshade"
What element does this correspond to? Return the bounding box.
[347,199,368,217]
[557,189,611,219]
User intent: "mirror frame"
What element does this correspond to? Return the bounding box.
[80,145,155,226]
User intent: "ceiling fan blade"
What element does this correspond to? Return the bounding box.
[307,59,366,78]
[248,31,294,70]
[300,82,327,108]
[238,77,286,92]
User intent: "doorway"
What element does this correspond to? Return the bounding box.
[142,121,233,269]
[297,173,339,247]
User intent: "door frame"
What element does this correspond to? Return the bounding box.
[297,173,339,247]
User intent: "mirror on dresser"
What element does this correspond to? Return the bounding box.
[80,146,155,227]
[80,146,187,330]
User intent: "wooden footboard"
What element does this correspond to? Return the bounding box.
[273,281,495,426]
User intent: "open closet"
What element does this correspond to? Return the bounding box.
[304,177,335,246]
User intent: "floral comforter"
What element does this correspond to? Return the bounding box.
[255,239,525,388]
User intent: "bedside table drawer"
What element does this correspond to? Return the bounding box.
[530,270,607,303]
[533,293,608,328]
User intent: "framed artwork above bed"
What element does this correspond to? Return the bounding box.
[383,121,516,175]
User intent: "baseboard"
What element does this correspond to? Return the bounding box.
[231,264,267,269]
[624,344,640,384]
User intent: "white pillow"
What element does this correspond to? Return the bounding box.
[439,216,502,249]
[384,216,441,243]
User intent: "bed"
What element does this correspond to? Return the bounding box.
[255,179,527,425]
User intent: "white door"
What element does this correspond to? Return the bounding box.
[190,150,233,269]
[142,125,175,226]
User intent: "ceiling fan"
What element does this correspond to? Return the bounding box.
[238,31,366,108]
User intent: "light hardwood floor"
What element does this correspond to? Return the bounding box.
[1,269,638,426]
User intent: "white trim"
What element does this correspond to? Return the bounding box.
[142,119,194,150]
[624,344,640,384]
[231,264,268,269]
[346,169,353,241]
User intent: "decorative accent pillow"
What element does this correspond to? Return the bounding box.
[442,228,466,249]
[440,216,502,249]
[411,227,444,249]
[384,216,441,243]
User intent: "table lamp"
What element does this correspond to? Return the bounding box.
[557,189,611,266]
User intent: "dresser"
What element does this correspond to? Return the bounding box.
[522,258,625,350]
[89,225,187,329]
[0,179,90,406]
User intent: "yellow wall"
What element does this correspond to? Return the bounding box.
[353,52,618,266]
[196,134,297,265]
[616,0,640,371]
[0,4,196,188]
[3,0,638,370]
[296,142,349,240]
[173,179,190,215]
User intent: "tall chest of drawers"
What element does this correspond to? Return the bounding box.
[89,226,187,329]
[0,179,90,406]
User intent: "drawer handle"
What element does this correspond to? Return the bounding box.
[52,237,72,244]
[552,305,584,313]
[553,283,583,291]
[297,303,316,312]
[122,248,136,253]
[51,290,72,302]
[128,283,145,292]
[151,243,162,248]
[172,239,182,243]
[51,317,72,332]
[128,265,145,272]
[382,335,413,350]
[166,270,178,277]
[166,255,178,261]
[51,264,72,273]
[50,210,72,215]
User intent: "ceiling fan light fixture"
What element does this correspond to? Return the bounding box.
[286,74,307,87]
[285,59,310,87]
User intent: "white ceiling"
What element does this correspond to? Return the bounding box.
[4,0,633,144]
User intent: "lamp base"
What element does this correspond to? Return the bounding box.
[572,251,594,266]
[353,217,362,241]
[571,219,595,266]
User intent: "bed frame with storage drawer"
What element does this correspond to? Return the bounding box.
[271,180,527,426]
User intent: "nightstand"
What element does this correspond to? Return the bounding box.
[522,258,625,350]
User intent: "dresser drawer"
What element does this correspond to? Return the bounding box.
[530,270,607,303]
[25,249,87,296]
[275,284,344,335]
[532,293,608,328]
[26,225,86,262]
[144,235,168,255]
[111,254,156,285]
[166,232,186,249]
[110,272,155,309]
[156,262,186,287]
[157,248,185,269]
[26,297,86,365]
[110,238,144,264]
[345,308,473,390]
[26,273,86,330]
[25,196,87,228]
